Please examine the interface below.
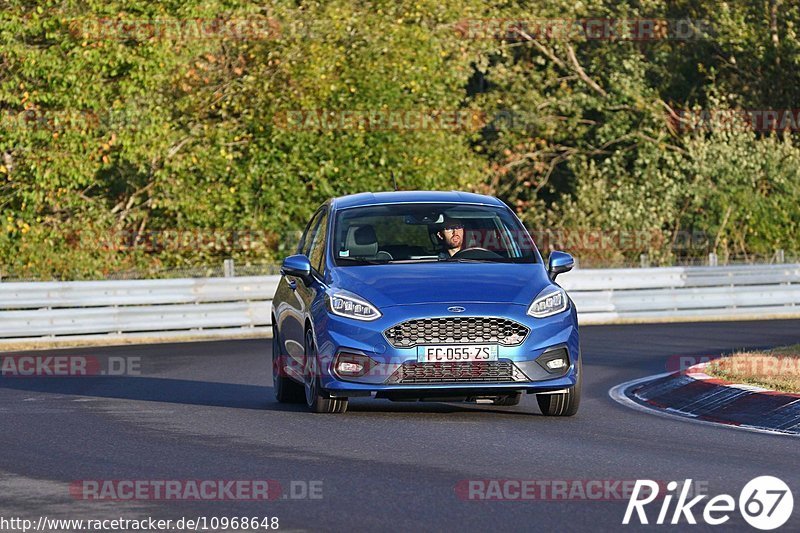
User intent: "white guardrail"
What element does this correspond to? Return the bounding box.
[0,264,798,344]
[0,276,278,345]
[560,263,800,324]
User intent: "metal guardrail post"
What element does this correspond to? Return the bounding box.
[223,259,235,278]
[777,249,785,264]
[640,254,649,268]
[708,252,718,266]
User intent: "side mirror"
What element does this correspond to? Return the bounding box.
[281,254,313,284]
[547,251,574,281]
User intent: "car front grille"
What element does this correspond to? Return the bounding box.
[383,317,529,348]
[386,361,529,384]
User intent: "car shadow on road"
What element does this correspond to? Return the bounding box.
[0,376,281,411]
[0,375,541,415]
[345,400,539,416]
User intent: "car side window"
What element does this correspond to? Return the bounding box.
[298,209,324,257]
[308,208,329,273]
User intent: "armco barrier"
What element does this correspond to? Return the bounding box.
[0,276,279,345]
[559,263,800,324]
[0,264,798,344]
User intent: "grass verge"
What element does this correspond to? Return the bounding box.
[705,344,800,394]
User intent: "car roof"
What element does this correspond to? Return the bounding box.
[331,190,505,210]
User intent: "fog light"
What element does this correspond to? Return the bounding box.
[334,352,378,378]
[338,361,364,373]
[536,347,570,374]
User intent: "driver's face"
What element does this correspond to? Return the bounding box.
[439,222,464,250]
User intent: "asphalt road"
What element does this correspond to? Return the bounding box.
[1,320,799,532]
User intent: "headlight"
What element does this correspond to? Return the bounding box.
[326,290,381,321]
[527,287,568,318]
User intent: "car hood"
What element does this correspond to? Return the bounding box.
[329,262,552,308]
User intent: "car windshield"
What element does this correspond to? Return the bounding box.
[332,203,538,266]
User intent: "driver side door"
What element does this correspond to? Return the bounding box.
[275,207,326,373]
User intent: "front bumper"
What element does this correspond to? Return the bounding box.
[312,302,580,396]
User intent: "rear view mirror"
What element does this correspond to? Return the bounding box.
[404,213,443,225]
[548,251,574,281]
[281,254,313,283]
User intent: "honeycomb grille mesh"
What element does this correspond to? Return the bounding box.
[388,361,527,384]
[384,317,529,348]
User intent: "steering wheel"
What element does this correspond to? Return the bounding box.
[452,247,503,259]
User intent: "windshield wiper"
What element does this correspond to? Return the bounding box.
[337,257,389,265]
[442,257,503,263]
[388,258,440,263]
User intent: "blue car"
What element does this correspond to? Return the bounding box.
[271,191,580,415]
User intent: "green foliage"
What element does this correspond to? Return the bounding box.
[469,0,800,265]
[1,0,798,279]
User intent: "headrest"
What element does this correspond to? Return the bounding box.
[345,225,378,257]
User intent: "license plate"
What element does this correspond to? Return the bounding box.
[416,345,498,363]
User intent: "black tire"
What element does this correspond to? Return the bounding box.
[536,360,581,416]
[494,393,522,406]
[272,323,304,403]
[304,329,348,414]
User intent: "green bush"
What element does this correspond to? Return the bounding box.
[1,1,798,279]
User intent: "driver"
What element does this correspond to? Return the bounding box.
[436,217,465,258]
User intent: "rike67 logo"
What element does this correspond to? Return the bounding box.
[623,477,794,530]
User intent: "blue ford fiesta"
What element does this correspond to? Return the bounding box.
[271,191,580,415]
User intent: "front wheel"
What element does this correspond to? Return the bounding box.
[536,360,581,416]
[304,329,348,414]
